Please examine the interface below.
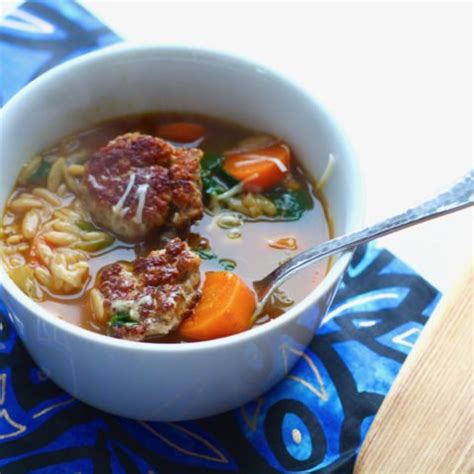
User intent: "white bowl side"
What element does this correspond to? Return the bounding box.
[0,45,364,420]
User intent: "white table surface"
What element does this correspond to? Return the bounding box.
[3,1,473,293]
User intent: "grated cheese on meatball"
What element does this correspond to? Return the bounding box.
[81,133,203,240]
[93,238,201,341]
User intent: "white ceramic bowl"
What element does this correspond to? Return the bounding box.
[0,44,363,421]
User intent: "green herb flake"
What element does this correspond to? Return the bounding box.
[193,248,217,260]
[28,160,51,184]
[265,185,313,220]
[108,310,137,328]
[219,258,236,271]
[201,153,238,196]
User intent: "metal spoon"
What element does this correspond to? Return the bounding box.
[253,170,474,314]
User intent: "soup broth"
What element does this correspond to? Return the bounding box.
[1,113,330,342]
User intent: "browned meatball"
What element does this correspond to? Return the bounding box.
[92,238,201,341]
[81,133,203,240]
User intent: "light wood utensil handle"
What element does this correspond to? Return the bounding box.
[355,266,473,473]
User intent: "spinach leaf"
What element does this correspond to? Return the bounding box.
[28,160,51,184]
[201,153,237,196]
[201,152,222,171]
[218,258,236,271]
[108,311,137,328]
[201,152,313,220]
[193,248,217,260]
[265,185,313,220]
[193,248,236,270]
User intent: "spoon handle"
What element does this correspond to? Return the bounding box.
[254,170,474,302]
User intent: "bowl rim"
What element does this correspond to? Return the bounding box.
[0,43,365,353]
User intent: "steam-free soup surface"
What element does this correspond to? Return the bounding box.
[1,113,330,342]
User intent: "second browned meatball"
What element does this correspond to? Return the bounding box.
[81,133,203,240]
[90,238,201,341]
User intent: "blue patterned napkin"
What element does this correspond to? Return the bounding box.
[0,2,441,472]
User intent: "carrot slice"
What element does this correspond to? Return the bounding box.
[179,271,256,341]
[223,143,290,192]
[157,122,205,143]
